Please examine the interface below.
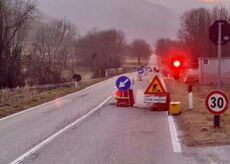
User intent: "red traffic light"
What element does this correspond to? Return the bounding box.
[173,60,181,68]
[169,57,184,79]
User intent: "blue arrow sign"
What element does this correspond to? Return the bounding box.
[138,68,144,74]
[116,76,131,91]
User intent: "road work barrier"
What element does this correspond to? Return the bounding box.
[144,75,170,111]
[115,89,135,107]
[145,92,171,111]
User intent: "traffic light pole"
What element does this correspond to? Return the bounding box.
[214,22,222,128]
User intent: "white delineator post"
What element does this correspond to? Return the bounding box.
[188,84,193,110]
[74,81,78,88]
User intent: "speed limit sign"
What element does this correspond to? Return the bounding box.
[205,90,229,115]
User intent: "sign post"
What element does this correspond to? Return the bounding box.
[73,74,81,88]
[215,22,222,127]
[205,91,229,127]
[116,76,133,107]
[137,67,144,81]
[138,67,144,75]
[209,20,230,127]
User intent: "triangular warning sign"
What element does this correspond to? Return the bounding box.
[144,76,166,95]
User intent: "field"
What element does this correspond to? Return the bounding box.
[171,81,230,146]
[0,78,105,118]
[122,57,149,67]
[0,57,143,119]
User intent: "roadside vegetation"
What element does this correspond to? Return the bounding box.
[0,78,105,118]
[155,6,230,69]
[171,82,230,146]
[154,4,230,146]
[0,0,152,117]
[0,55,146,118]
[0,0,152,89]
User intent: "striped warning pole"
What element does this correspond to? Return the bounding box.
[188,84,193,110]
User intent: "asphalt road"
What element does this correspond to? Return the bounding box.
[0,75,122,164]
[1,55,229,164]
[21,105,195,164]
[18,70,197,164]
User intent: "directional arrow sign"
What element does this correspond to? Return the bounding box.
[138,67,144,74]
[116,76,131,91]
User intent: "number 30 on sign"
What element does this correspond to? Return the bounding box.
[205,90,229,115]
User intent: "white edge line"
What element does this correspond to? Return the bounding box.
[10,95,112,164]
[167,115,182,153]
[0,79,109,122]
[160,76,182,153]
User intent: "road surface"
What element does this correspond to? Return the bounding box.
[0,55,229,164]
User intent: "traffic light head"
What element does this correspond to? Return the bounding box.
[169,57,185,79]
[173,60,181,68]
[160,48,191,79]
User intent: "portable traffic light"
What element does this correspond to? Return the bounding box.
[169,57,185,79]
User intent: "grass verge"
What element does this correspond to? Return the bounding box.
[0,78,105,119]
[171,81,230,147]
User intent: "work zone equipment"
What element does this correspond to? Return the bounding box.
[168,102,181,115]
[144,75,170,111]
[115,89,135,107]
[115,76,135,107]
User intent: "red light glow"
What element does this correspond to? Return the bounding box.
[115,90,122,97]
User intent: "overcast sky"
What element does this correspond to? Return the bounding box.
[34,0,230,42]
[146,0,230,12]
[36,0,230,15]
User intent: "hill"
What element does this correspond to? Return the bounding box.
[36,0,180,43]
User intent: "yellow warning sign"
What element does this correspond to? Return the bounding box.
[144,76,166,94]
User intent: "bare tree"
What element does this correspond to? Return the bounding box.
[130,39,152,65]
[0,0,36,87]
[178,7,230,61]
[29,19,77,84]
[76,29,126,77]
[178,8,212,60]
[155,38,179,56]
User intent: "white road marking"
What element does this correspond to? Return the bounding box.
[167,115,182,153]
[10,96,112,164]
[0,80,108,122]
[158,76,181,153]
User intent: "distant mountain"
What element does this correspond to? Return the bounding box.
[36,0,180,43]
[146,0,230,13]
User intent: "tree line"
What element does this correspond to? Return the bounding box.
[155,7,230,66]
[0,0,151,88]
